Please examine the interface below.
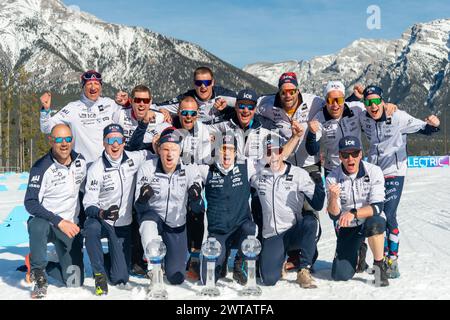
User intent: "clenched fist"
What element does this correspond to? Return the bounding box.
[214,98,227,111]
[328,183,341,200]
[425,115,440,127]
[353,84,364,100]
[40,92,52,110]
[115,90,129,106]
[159,109,173,123]
[308,120,320,134]
[291,120,304,138]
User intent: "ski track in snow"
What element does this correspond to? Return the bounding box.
[0,168,449,300]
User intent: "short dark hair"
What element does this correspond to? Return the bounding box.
[131,85,152,99]
[194,67,214,79]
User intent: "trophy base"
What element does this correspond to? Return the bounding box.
[148,289,168,300]
[200,287,221,297]
[239,286,262,296]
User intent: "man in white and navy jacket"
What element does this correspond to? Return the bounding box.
[257,72,325,271]
[25,124,87,298]
[156,66,236,125]
[82,124,151,296]
[326,136,389,286]
[39,70,123,164]
[134,127,205,285]
[359,85,440,278]
[112,85,165,145]
[251,136,325,289]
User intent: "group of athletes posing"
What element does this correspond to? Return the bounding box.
[23,67,440,298]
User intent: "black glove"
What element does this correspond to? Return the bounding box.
[187,182,202,201]
[100,205,120,222]
[137,183,154,203]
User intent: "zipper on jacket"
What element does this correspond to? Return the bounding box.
[338,121,345,138]
[375,123,382,165]
[395,152,399,170]
[164,174,173,224]
[272,175,283,236]
[351,177,358,225]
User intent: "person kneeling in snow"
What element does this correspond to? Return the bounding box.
[83,124,151,296]
[252,136,325,288]
[326,136,389,286]
[134,127,205,286]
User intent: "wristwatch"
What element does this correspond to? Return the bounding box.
[350,208,358,219]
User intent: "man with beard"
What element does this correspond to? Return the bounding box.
[257,72,324,272]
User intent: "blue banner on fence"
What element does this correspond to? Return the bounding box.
[407,156,449,168]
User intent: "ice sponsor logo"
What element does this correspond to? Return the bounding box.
[31,175,40,183]
[345,140,355,146]
[407,156,449,168]
[243,93,253,100]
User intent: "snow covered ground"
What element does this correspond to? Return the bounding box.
[1,168,449,300]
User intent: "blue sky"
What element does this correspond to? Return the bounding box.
[63,0,450,68]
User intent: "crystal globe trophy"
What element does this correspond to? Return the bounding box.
[145,236,168,300]
[200,237,222,297]
[239,235,262,296]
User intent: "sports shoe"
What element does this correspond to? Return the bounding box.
[296,268,317,289]
[356,242,369,273]
[30,269,48,299]
[94,273,108,296]
[232,254,247,285]
[373,259,389,287]
[386,257,400,279]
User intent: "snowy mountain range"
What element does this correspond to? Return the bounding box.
[0,0,275,101]
[244,19,450,117]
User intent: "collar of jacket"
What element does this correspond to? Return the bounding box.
[263,161,292,176]
[341,161,366,179]
[192,86,217,102]
[366,109,387,122]
[230,113,262,132]
[131,108,138,121]
[323,103,354,121]
[155,158,182,174]
[102,151,130,169]
[49,149,80,167]
[80,93,98,109]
